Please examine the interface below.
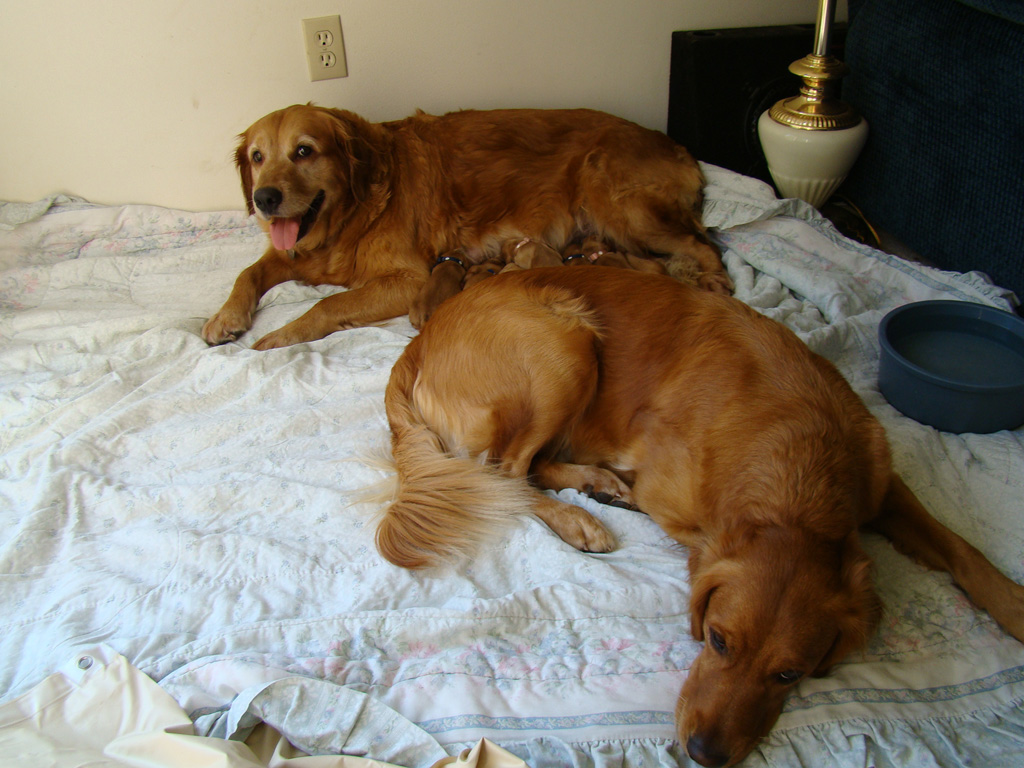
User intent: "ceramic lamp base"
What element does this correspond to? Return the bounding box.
[757,110,869,208]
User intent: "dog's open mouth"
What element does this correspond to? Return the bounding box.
[269,190,325,251]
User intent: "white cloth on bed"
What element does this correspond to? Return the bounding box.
[2,166,1023,768]
[0,645,523,768]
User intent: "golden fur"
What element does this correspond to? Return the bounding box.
[202,104,729,349]
[377,267,1024,767]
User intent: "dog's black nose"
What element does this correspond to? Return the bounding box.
[253,187,283,216]
[686,734,729,768]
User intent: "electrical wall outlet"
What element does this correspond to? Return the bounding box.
[302,15,347,81]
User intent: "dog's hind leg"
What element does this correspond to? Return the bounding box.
[476,285,616,553]
[869,474,1024,643]
[492,408,618,554]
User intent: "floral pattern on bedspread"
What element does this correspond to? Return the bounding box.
[2,167,1024,767]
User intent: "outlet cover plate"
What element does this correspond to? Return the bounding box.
[302,15,347,81]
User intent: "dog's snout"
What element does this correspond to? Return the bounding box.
[253,187,283,216]
[686,734,730,768]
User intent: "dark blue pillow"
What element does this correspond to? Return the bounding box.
[842,0,1024,303]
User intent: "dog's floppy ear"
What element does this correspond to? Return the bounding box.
[814,533,882,675]
[688,547,742,641]
[326,108,388,205]
[688,547,712,640]
[234,134,255,216]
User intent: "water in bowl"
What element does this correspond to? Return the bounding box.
[895,328,1024,387]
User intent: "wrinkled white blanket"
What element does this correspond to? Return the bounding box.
[0,644,528,768]
[1,166,1023,767]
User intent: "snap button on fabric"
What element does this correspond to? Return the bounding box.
[77,655,94,670]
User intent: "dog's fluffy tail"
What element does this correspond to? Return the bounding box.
[375,346,535,569]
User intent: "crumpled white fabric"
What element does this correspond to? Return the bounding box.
[0,646,527,768]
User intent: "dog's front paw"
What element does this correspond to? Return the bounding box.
[251,329,295,351]
[251,313,334,350]
[252,325,319,350]
[202,308,253,345]
[697,271,734,295]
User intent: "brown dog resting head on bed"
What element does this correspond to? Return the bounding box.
[201,104,729,349]
[374,267,1024,766]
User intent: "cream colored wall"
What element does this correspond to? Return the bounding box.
[0,0,839,211]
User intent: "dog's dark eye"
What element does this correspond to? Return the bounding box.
[776,670,802,685]
[707,628,727,654]
[296,145,314,159]
[251,150,263,164]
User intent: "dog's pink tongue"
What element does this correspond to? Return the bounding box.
[270,217,301,251]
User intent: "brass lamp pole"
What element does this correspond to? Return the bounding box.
[757,0,868,207]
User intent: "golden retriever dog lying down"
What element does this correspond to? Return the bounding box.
[201,104,729,350]
[377,267,1024,767]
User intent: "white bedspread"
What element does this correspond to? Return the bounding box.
[2,166,1023,767]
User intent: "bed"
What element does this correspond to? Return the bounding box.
[2,153,1023,765]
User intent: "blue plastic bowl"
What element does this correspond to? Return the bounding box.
[878,300,1024,433]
